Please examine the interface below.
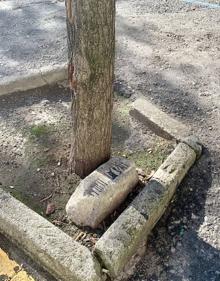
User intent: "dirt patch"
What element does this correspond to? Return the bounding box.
[0,83,173,250]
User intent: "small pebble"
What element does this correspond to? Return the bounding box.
[46,202,56,216]
[171,247,176,254]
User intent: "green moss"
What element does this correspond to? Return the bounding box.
[31,156,49,168]
[116,103,131,118]
[114,143,172,174]
[29,124,50,138]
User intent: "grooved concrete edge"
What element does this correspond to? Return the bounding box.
[94,137,202,279]
[0,64,67,96]
[0,189,103,281]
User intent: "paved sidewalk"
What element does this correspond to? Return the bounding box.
[0,0,67,81]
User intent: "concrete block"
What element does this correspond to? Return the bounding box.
[0,189,103,281]
[0,64,67,96]
[130,97,189,140]
[66,157,138,229]
[182,135,202,158]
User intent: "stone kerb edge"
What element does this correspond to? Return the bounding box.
[0,189,103,281]
[0,64,67,96]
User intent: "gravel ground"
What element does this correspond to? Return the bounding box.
[0,0,220,280]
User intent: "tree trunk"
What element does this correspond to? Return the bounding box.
[65,0,115,178]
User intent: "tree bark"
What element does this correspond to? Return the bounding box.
[65,0,115,178]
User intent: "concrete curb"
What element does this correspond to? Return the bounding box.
[0,189,103,281]
[0,64,67,96]
[130,97,189,141]
[94,137,202,278]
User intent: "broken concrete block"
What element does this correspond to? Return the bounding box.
[130,97,189,140]
[66,157,138,229]
[95,140,201,278]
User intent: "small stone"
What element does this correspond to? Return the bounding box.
[41,99,49,106]
[57,161,61,166]
[66,157,138,228]
[136,168,146,177]
[171,247,176,254]
[9,186,14,189]
[37,168,41,172]
[191,213,198,220]
[51,172,55,177]
[46,202,55,216]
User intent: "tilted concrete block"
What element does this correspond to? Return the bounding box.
[130,98,189,140]
[66,157,138,228]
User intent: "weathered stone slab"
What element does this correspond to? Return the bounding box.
[95,139,201,278]
[0,189,103,281]
[66,157,138,229]
[130,97,189,140]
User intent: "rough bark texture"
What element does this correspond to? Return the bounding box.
[65,0,115,178]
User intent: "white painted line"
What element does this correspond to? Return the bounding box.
[183,0,220,9]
